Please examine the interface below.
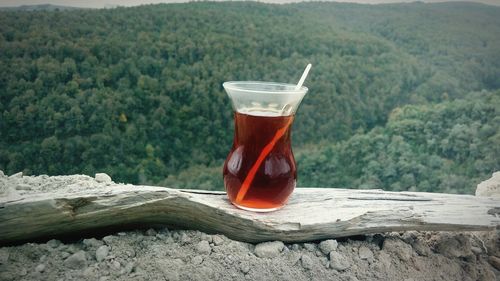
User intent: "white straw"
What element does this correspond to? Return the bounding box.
[295,63,312,90]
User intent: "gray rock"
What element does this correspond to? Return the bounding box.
[95,173,112,183]
[60,252,71,259]
[18,267,27,276]
[145,228,157,236]
[35,264,45,273]
[254,241,285,258]
[434,234,472,258]
[412,240,431,257]
[9,172,23,178]
[192,256,203,265]
[303,243,316,252]
[476,171,500,197]
[83,238,103,248]
[64,251,87,269]
[0,170,4,177]
[46,239,61,248]
[200,233,212,242]
[291,244,300,251]
[102,235,115,245]
[96,246,109,262]
[15,184,31,190]
[196,241,211,255]
[212,235,225,246]
[180,233,191,245]
[301,254,314,270]
[120,262,135,275]
[329,251,350,271]
[383,238,413,261]
[471,246,482,255]
[240,262,250,274]
[358,246,374,260]
[112,261,121,270]
[319,239,338,255]
[0,248,10,264]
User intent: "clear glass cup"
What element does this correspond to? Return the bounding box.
[222,81,308,212]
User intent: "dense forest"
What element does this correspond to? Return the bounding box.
[0,2,499,194]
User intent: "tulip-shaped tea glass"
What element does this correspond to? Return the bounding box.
[223,81,308,212]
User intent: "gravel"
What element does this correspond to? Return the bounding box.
[0,229,498,281]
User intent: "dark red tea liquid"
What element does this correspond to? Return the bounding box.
[223,111,296,211]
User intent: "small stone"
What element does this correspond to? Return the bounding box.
[126,250,136,258]
[95,173,112,183]
[358,246,374,260]
[254,241,285,258]
[145,228,157,236]
[329,251,350,271]
[434,234,472,258]
[301,254,314,270]
[192,256,203,265]
[64,251,88,269]
[102,235,114,245]
[291,244,300,251]
[180,233,191,245]
[471,246,482,255]
[196,241,211,255]
[383,238,413,261]
[18,268,27,276]
[319,240,338,255]
[46,239,61,248]
[488,256,500,271]
[0,249,10,264]
[240,262,250,274]
[9,172,23,178]
[412,240,431,257]
[476,171,500,197]
[200,233,212,242]
[96,246,109,262]
[15,184,31,190]
[0,170,4,177]
[35,264,45,273]
[303,243,316,252]
[117,232,127,236]
[347,276,360,281]
[121,262,135,275]
[61,252,71,259]
[83,238,103,248]
[212,235,224,246]
[112,261,121,270]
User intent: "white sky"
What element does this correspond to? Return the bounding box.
[0,0,499,8]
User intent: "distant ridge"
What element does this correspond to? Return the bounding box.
[0,0,499,10]
[0,4,85,11]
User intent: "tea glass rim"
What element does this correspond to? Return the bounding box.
[223,81,308,95]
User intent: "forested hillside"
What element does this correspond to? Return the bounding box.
[1,2,499,193]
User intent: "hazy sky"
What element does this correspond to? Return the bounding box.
[0,0,499,8]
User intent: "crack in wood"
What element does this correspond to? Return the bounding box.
[348,197,431,201]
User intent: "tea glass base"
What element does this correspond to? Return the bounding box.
[231,203,284,213]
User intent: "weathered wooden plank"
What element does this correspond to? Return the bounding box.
[0,174,499,245]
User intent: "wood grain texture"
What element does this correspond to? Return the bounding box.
[1,182,499,245]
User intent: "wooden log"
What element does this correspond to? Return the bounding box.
[1,174,499,245]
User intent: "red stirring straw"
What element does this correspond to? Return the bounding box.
[235,117,293,203]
